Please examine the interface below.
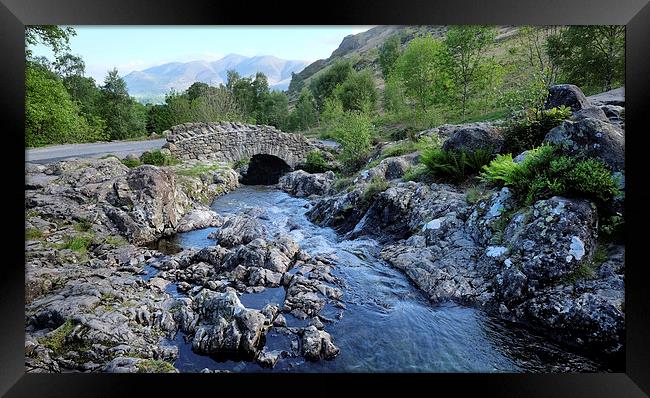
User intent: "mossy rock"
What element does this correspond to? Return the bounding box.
[136,359,178,373]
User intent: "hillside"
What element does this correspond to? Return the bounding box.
[287,25,519,103]
[124,54,309,104]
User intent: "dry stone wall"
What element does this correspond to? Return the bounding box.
[162,122,317,168]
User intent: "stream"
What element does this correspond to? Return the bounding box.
[150,185,604,373]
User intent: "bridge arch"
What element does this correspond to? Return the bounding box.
[162,122,317,169]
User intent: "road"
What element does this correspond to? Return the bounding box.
[25,139,167,164]
[25,137,340,164]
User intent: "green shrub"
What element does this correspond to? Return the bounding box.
[136,359,177,373]
[140,150,179,166]
[361,176,389,205]
[121,158,142,168]
[502,106,572,154]
[333,176,353,192]
[104,235,128,247]
[478,153,518,185]
[466,186,491,204]
[569,159,621,203]
[563,262,597,283]
[26,228,43,240]
[39,320,75,354]
[402,164,429,182]
[379,136,440,160]
[335,111,375,174]
[303,151,331,173]
[381,142,418,158]
[232,158,250,169]
[74,219,93,232]
[59,235,93,254]
[599,213,624,241]
[480,144,621,208]
[175,163,221,177]
[420,147,494,182]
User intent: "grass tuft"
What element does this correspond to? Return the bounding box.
[136,359,177,373]
[26,228,43,240]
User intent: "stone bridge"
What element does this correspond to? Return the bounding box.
[162,122,317,168]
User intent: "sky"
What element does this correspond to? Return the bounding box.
[29,26,375,82]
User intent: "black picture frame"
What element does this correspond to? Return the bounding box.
[2,0,649,396]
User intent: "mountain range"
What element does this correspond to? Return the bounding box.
[124,54,309,103]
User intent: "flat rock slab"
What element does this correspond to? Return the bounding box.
[587,87,625,106]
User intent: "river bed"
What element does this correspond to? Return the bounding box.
[150,185,603,372]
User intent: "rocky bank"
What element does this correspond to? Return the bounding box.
[277,85,626,366]
[25,157,342,372]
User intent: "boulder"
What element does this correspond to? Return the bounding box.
[105,165,190,244]
[349,182,468,243]
[600,105,624,120]
[599,105,625,127]
[255,348,282,368]
[516,289,624,355]
[571,106,608,122]
[356,153,419,183]
[278,170,335,197]
[381,239,480,304]
[544,118,625,171]
[419,121,502,141]
[222,236,298,274]
[301,325,340,361]
[176,207,224,233]
[503,197,598,291]
[56,157,129,189]
[442,126,504,153]
[191,289,272,357]
[192,246,231,268]
[283,276,330,319]
[587,87,625,107]
[210,214,266,247]
[307,188,367,234]
[545,84,590,111]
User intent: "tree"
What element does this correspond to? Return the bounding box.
[289,88,318,131]
[25,26,76,58]
[333,111,374,173]
[517,26,561,86]
[320,96,345,134]
[378,34,401,78]
[146,104,173,134]
[100,68,146,140]
[165,91,193,126]
[309,60,354,111]
[258,91,289,129]
[288,71,304,93]
[65,75,102,113]
[191,85,244,123]
[383,74,407,115]
[444,26,497,119]
[251,72,270,119]
[394,35,453,112]
[55,54,105,132]
[186,82,211,102]
[546,26,625,92]
[26,64,105,146]
[53,53,85,79]
[25,26,110,146]
[226,70,241,92]
[333,69,378,113]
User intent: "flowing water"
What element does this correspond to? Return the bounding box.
[154,185,604,373]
